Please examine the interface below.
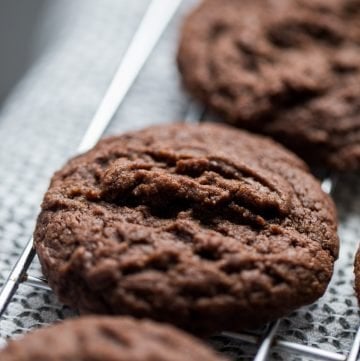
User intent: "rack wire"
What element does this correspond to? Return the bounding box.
[0,1,359,360]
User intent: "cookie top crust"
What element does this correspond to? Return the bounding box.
[34,123,338,334]
[177,0,360,170]
[0,316,227,361]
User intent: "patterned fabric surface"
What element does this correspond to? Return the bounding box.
[0,1,359,360]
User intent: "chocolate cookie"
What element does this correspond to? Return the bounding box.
[354,247,360,302]
[34,123,339,334]
[0,316,226,361]
[177,0,360,171]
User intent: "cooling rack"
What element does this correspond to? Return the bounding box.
[0,1,359,360]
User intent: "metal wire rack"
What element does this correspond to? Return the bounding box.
[0,1,359,360]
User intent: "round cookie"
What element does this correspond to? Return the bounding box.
[177,0,360,171]
[34,123,339,334]
[0,316,226,361]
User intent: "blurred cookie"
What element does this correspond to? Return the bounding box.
[354,247,360,302]
[177,0,360,170]
[0,316,227,361]
[34,123,338,334]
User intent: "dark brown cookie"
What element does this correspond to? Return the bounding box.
[354,247,360,302]
[34,123,339,334]
[0,316,226,361]
[177,0,360,171]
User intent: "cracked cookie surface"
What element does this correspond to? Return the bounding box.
[177,0,360,170]
[34,123,339,334]
[0,316,227,361]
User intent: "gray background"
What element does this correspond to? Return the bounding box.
[0,1,359,360]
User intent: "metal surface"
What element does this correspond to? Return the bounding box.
[24,275,51,291]
[347,326,360,361]
[223,332,346,361]
[184,101,205,123]
[322,176,338,195]
[254,321,281,361]
[0,241,35,317]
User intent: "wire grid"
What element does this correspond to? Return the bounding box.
[0,1,360,360]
